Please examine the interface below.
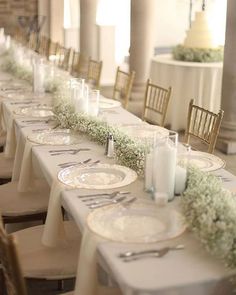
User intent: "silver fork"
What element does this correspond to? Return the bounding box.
[121,245,185,262]
[88,196,127,209]
[82,191,130,203]
[50,148,90,155]
[60,159,100,169]
[78,191,129,199]
[58,158,92,168]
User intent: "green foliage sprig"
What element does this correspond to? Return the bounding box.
[172,45,224,63]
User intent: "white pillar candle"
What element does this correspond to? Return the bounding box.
[33,59,45,94]
[174,165,187,195]
[145,152,153,191]
[153,141,177,201]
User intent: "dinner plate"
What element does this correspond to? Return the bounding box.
[14,105,54,117]
[99,97,121,109]
[87,199,186,243]
[120,124,169,142]
[178,151,225,172]
[58,163,137,189]
[28,129,81,145]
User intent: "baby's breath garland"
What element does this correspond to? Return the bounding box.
[1,49,61,93]
[182,166,236,270]
[1,54,33,83]
[53,101,146,175]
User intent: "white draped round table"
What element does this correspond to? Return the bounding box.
[150,54,223,131]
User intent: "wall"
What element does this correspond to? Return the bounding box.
[0,0,38,35]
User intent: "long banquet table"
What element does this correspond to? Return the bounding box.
[1,67,236,295]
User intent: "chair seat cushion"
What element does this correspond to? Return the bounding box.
[0,179,49,216]
[0,152,14,179]
[14,221,81,280]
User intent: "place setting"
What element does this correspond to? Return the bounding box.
[13,104,54,118]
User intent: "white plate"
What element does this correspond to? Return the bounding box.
[99,97,121,109]
[87,199,186,243]
[58,164,137,189]
[178,151,225,172]
[120,124,169,141]
[14,105,54,117]
[28,129,81,145]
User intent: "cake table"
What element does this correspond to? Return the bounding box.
[150,54,223,131]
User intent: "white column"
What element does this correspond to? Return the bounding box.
[50,0,64,43]
[64,0,79,50]
[97,25,116,85]
[129,0,157,88]
[38,0,50,37]
[218,0,236,153]
[80,0,98,59]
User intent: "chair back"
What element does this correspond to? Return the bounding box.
[48,40,59,59]
[142,79,171,127]
[112,67,135,109]
[57,46,73,71]
[87,58,103,89]
[184,99,224,153]
[70,51,80,76]
[0,217,27,295]
[28,32,38,51]
[37,35,50,57]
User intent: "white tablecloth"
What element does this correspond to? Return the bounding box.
[150,54,223,131]
[1,67,235,295]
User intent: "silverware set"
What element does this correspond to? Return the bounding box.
[77,191,136,209]
[49,148,90,156]
[58,158,100,169]
[21,119,54,124]
[118,244,185,262]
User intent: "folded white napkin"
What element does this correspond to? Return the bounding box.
[42,180,66,247]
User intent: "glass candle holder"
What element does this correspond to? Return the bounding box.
[88,89,100,117]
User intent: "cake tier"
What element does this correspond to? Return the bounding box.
[183,11,217,49]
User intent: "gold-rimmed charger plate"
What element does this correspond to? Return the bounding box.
[27,129,81,145]
[58,163,137,189]
[14,105,54,117]
[178,151,225,172]
[87,199,186,243]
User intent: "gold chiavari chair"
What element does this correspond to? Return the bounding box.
[57,46,73,71]
[48,39,59,59]
[70,50,80,76]
[112,67,135,109]
[142,79,172,127]
[184,99,224,153]
[13,28,28,45]
[37,35,50,57]
[0,215,80,295]
[71,52,90,79]
[28,32,38,51]
[86,57,103,89]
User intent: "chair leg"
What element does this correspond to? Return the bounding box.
[57,279,64,291]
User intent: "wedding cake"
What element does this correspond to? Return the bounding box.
[172,10,223,62]
[183,11,217,49]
